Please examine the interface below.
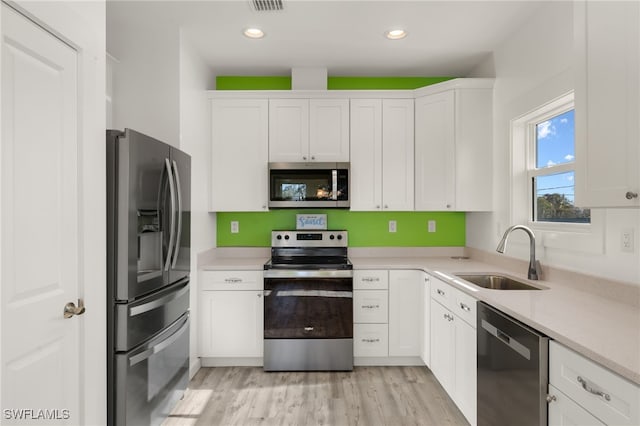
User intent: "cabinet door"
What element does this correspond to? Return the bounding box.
[414,91,455,210]
[382,99,414,211]
[269,99,309,162]
[430,299,455,396]
[309,98,349,162]
[548,385,606,426]
[388,270,422,356]
[350,99,383,211]
[211,99,268,211]
[200,290,263,357]
[575,1,640,207]
[421,272,431,367]
[455,318,477,426]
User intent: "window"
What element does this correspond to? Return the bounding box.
[527,103,590,224]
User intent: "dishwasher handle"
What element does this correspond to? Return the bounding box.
[481,318,531,361]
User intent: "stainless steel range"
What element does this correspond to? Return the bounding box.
[263,230,353,371]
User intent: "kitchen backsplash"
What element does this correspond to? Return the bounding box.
[217,211,465,247]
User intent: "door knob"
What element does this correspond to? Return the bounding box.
[626,191,638,200]
[64,299,86,319]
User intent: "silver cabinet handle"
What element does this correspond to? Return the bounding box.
[64,299,85,319]
[546,394,557,403]
[164,159,176,272]
[362,338,380,343]
[460,303,471,312]
[362,277,380,282]
[361,304,380,309]
[311,156,315,160]
[577,376,611,401]
[302,156,307,161]
[437,289,445,296]
[626,191,638,200]
[224,278,243,283]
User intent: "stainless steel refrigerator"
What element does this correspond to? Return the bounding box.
[107,128,191,426]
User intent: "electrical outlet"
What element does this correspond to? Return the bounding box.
[428,220,436,233]
[388,220,397,233]
[621,228,634,252]
[231,221,239,234]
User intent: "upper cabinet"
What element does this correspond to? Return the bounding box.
[269,98,349,162]
[210,99,269,211]
[414,82,493,211]
[350,98,414,211]
[574,1,640,207]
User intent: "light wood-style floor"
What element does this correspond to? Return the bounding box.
[163,366,469,426]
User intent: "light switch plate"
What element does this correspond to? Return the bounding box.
[231,221,239,234]
[428,220,436,233]
[389,220,397,233]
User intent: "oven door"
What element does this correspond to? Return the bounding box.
[263,270,353,339]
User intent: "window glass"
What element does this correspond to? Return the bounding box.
[533,172,590,223]
[535,110,575,168]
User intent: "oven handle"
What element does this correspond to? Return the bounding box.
[263,269,354,279]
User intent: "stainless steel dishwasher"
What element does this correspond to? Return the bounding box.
[477,302,549,426]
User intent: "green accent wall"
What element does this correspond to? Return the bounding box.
[214,75,465,247]
[217,211,465,247]
[216,76,455,91]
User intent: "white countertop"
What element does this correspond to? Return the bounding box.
[199,249,640,386]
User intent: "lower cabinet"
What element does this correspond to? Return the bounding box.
[429,274,477,426]
[548,341,640,426]
[200,270,264,360]
[353,269,425,362]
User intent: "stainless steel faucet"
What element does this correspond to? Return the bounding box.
[496,225,542,280]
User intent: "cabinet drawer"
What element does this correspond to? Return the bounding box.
[353,290,388,323]
[549,341,639,426]
[548,384,605,426]
[200,270,263,291]
[452,289,477,328]
[354,323,389,357]
[430,275,454,309]
[353,270,389,290]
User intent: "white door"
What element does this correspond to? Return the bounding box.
[1,4,82,423]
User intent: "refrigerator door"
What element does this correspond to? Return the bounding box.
[169,147,190,284]
[108,129,176,301]
[115,313,189,426]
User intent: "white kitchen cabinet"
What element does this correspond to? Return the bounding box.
[210,99,269,211]
[200,271,263,358]
[421,272,431,367]
[548,384,606,426]
[350,99,414,211]
[574,1,640,207]
[269,98,349,162]
[549,341,640,426]
[353,269,389,358]
[429,274,478,426]
[388,269,422,356]
[414,85,493,211]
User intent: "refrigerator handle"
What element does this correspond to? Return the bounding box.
[164,158,176,272]
[171,160,182,269]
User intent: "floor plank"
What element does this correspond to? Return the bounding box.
[164,366,469,426]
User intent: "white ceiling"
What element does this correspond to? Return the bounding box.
[107,0,544,77]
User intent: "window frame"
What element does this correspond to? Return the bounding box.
[510,91,604,255]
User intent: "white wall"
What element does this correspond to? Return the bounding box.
[179,32,217,376]
[467,1,640,285]
[109,12,180,145]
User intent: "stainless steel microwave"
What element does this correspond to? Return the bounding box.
[268,162,350,208]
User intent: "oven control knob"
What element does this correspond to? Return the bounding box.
[337,235,343,240]
[284,235,290,240]
[276,235,282,240]
[330,234,335,240]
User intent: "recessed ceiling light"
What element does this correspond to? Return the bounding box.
[385,29,407,40]
[243,28,265,39]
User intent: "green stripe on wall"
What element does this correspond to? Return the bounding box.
[327,76,453,90]
[217,211,465,247]
[216,76,292,90]
[216,76,455,91]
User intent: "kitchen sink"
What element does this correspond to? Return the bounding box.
[454,274,547,290]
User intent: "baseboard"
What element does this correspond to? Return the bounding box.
[354,356,425,366]
[189,357,202,379]
[200,357,263,367]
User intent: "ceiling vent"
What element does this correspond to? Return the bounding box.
[250,0,283,11]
